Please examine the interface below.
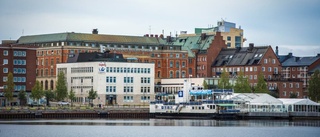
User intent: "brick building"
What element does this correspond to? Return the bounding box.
[277,48,320,98]
[0,42,37,106]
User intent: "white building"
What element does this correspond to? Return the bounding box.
[57,53,154,106]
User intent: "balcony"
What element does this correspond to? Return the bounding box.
[268,86,278,91]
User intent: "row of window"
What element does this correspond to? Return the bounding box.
[37,58,60,66]
[13,59,26,65]
[15,85,26,91]
[151,53,186,58]
[106,67,150,74]
[141,87,150,93]
[283,83,300,88]
[141,77,150,83]
[123,86,133,92]
[123,96,151,102]
[13,68,27,74]
[13,77,26,82]
[3,50,27,56]
[168,71,186,78]
[168,61,186,68]
[106,86,116,92]
[106,76,116,83]
[124,77,134,83]
[213,67,279,73]
[282,91,300,97]
[71,67,94,73]
[13,51,27,57]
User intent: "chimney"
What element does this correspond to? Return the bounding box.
[288,52,293,57]
[150,34,154,37]
[201,33,206,40]
[166,36,172,43]
[155,34,158,38]
[92,29,98,34]
[249,43,254,51]
[144,34,149,37]
[159,34,164,39]
[317,53,320,57]
[276,46,279,56]
[294,57,300,62]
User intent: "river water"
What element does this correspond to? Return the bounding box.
[0,119,319,137]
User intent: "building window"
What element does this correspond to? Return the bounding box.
[268,67,272,72]
[254,75,257,80]
[157,61,161,68]
[176,61,179,68]
[295,83,299,88]
[227,43,231,47]
[283,83,286,88]
[3,50,8,56]
[262,67,265,72]
[169,71,173,78]
[176,54,180,58]
[3,68,8,73]
[170,61,173,68]
[157,71,161,78]
[272,59,276,64]
[227,36,231,41]
[264,59,268,64]
[176,71,180,78]
[289,83,293,88]
[283,91,286,97]
[254,67,257,71]
[3,76,8,82]
[3,59,8,65]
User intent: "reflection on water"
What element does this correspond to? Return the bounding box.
[1,119,320,127]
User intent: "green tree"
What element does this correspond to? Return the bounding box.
[44,90,55,107]
[308,70,320,102]
[31,80,44,105]
[289,92,298,98]
[88,88,97,107]
[218,68,232,89]
[202,80,208,89]
[68,89,76,107]
[234,71,251,93]
[55,71,68,101]
[18,90,27,106]
[254,73,269,93]
[4,72,14,106]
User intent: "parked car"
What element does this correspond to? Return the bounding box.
[57,101,70,106]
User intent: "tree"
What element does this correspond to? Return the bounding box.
[4,72,14,107]
[218,68,232,89]
[289,92,298,98]
[308,70,320,102]
[233,71,251,93]
[44,90,55,107]
[68,89,76,107]
[31,80,44,105]
[254,73,269,93]
[88,88,97,107]
[18,90,27,106]
[55,71,68,101]
[202,80,208,89]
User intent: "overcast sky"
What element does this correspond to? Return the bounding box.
[1,0,319,56]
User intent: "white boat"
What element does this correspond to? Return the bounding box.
[150,80,240,119]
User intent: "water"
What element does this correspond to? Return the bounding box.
[0,119,319,137]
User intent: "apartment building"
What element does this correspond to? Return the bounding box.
[0,42,37,106]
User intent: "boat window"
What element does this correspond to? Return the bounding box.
[202,106,204,109]
[192,106,194,109]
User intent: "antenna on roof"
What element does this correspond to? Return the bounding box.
[149,25,151,36]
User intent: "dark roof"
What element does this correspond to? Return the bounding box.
[212,46,269,67]
[309,64,320,74]
[67,51,127,63]
[281,56,320,67]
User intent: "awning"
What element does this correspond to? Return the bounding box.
[217,104,238,107]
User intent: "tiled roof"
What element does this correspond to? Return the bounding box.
[281,56,320,67]
[18,32,166,45]
[212,46,269,67]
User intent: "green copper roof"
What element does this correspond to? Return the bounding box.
[18,32,166,45]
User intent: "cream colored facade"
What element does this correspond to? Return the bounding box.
[57,61,155,106]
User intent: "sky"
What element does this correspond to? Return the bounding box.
[0,0,320,56]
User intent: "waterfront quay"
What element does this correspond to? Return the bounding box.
[0,105,151,119]
[1,106,320,120]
